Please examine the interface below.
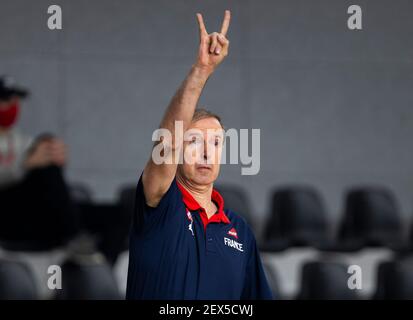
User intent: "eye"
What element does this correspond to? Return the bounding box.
[189,136,202,145]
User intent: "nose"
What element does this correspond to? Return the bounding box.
[202,139,209,161]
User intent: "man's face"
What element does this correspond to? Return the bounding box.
[177,117,224,186]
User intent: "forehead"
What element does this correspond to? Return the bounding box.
[189,117,223,131]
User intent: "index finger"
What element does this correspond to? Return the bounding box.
[220,10,231,36]
[196,13,208,38]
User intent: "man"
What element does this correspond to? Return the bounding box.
[126,11,273,299]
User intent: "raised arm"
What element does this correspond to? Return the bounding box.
[142,10,231,207]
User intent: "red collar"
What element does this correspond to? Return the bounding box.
[177,180,230,229]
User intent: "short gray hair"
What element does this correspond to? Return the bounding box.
[192,108,224,129]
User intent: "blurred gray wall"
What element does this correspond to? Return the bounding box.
[1,0,412,230]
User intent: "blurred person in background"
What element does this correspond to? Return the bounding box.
[0,76,78,248]
[0,76,129,265]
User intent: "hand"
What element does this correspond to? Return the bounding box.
[24,141,52,169]
[25,138,67,169]
[48,138,67,167]
[194,10,231,73]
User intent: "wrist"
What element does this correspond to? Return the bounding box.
[191,64,214,78]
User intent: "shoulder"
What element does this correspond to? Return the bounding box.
[132,173,184,232]
[138,172,179,196]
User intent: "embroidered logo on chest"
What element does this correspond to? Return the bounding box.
[227,227,238,239]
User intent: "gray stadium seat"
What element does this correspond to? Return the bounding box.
[297,260,359,300]
[55,256,121,300]
[260,186,332,252]
[374,257,413,300]
[0,259,37,300]
[337,187,405,251]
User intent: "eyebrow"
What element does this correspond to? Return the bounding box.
[186,129,224,137]
[186,132,203,137]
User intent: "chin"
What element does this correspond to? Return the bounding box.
[192,173,216,186]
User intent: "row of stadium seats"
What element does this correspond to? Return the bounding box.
[262,256,413,300]
[74,182,413,252]
[215,184,413,252]
[3,254,412,300]
[1,182,411,299]
[0,255,120,300]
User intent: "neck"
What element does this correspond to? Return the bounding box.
[176,175,213,210]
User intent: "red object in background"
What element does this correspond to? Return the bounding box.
[0,101,20,128]
[0,102,18,165]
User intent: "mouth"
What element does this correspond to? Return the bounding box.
[196,164,212,171]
